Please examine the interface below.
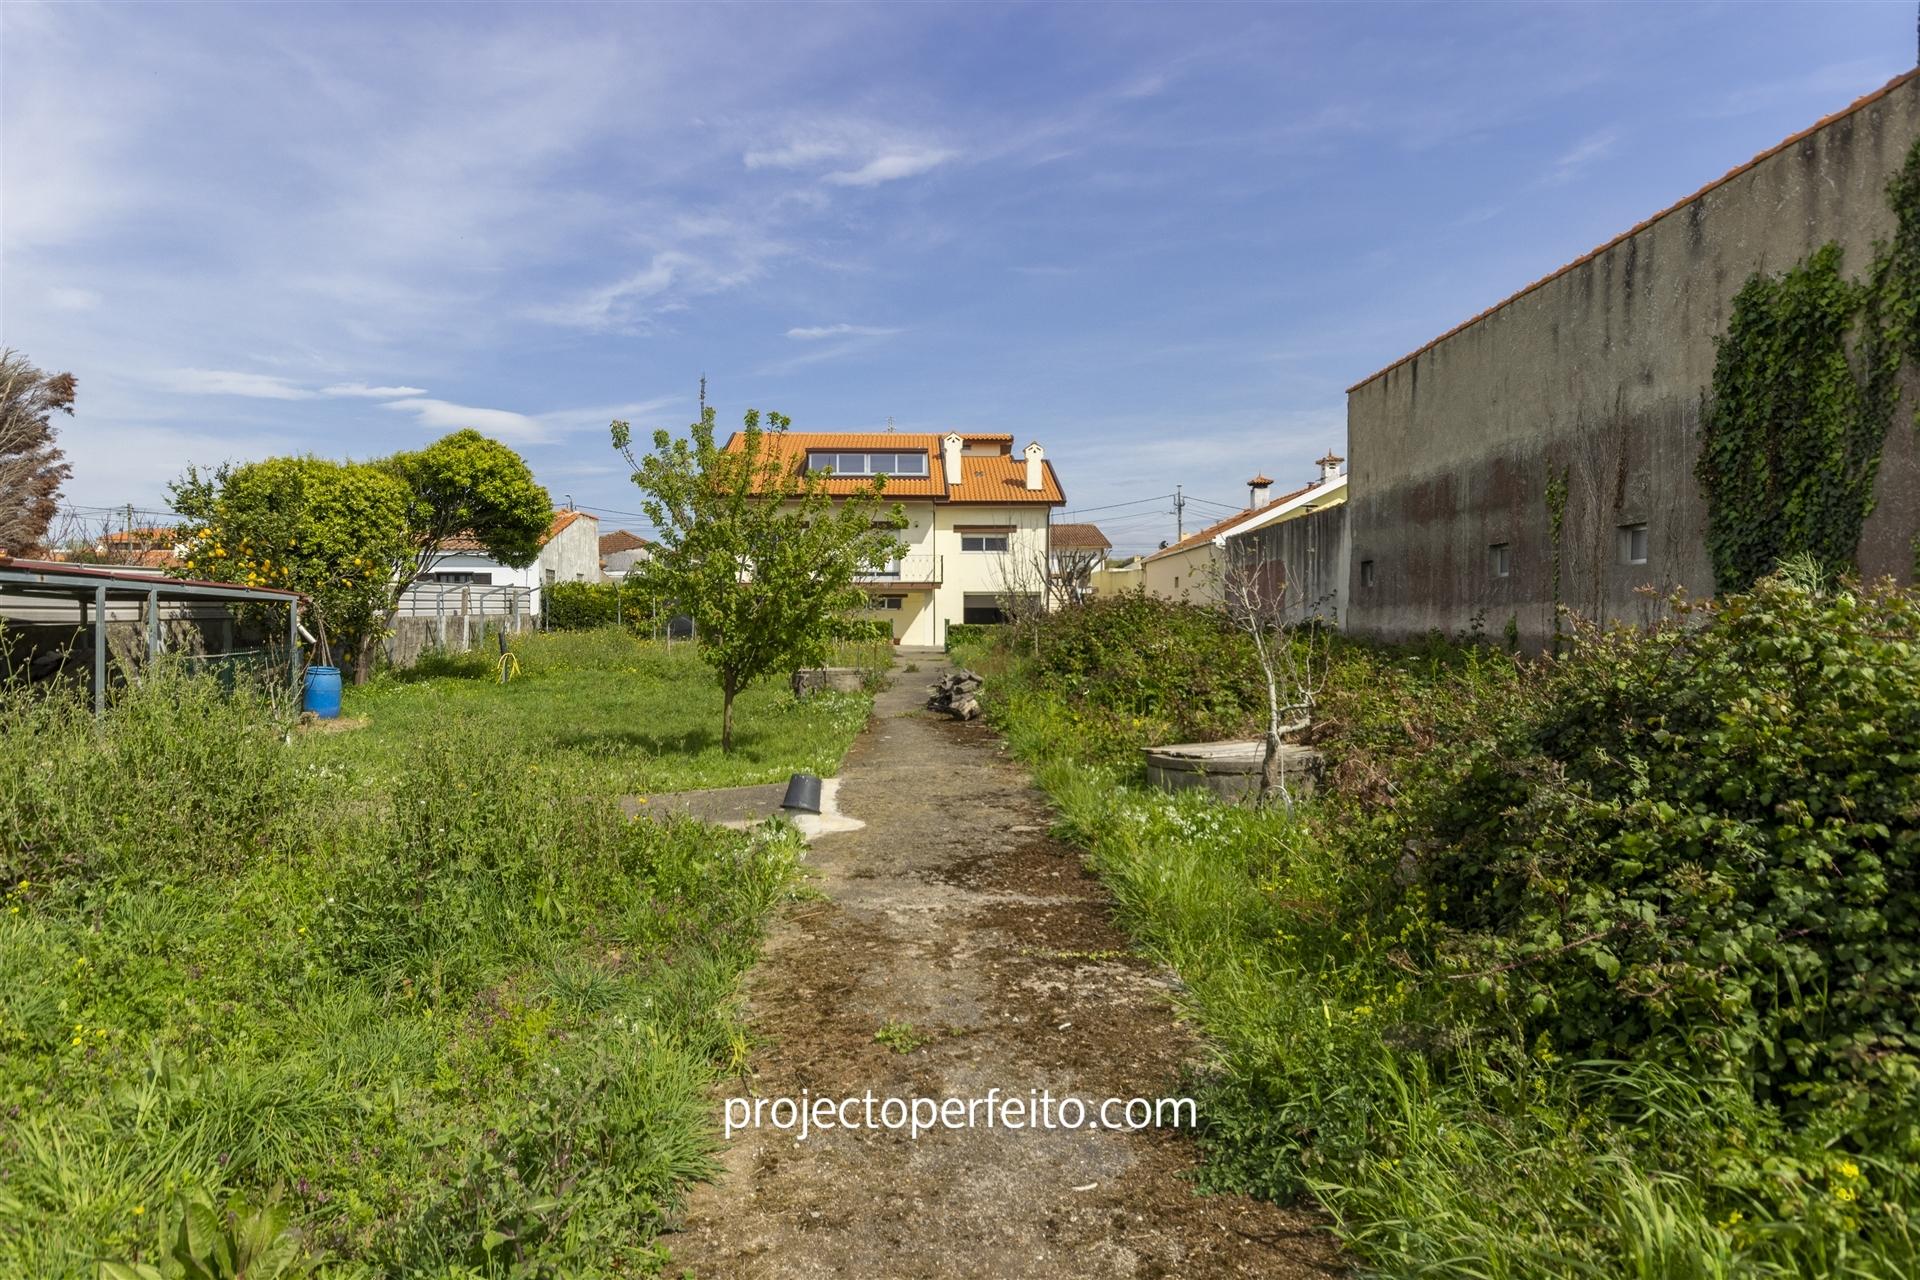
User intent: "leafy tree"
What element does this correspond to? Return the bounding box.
[613,401,904,751]
[170,457,413,666]
[172,431,550,680]
[0,348,76,554]
[384,428,552,604]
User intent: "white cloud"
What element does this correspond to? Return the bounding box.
[163,368,317,400]
[823,146,955,187]
[46,286,102,311]
[322,382,429,397]
[785,323,901,340]
[381,397,547,442]
[1546,129,1618,185]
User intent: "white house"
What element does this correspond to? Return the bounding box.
[1141,454,1348,603]
[599,529,651,580]
[401,509,601,617]
[730,429,1066,646]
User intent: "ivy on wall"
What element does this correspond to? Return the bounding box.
[1697,137,1920,591]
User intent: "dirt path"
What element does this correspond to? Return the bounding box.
[665,656,1341,1279]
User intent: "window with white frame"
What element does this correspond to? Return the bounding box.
[1619,522,1649,565]
[872,595,905,611]
[960,533,1009,553]
[805,450,929,477]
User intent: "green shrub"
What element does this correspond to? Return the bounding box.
[984,569,1920,1277]
[1420,569,1920,1153]
[545,580,624,630]
[942,622,1004,651]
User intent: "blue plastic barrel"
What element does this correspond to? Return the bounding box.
[303,665,343,719]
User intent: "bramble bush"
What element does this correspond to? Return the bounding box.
[968,567,1920,1276]
[1420,566,1920,1154]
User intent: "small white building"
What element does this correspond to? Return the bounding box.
[731,430,1065,646]
[1141,454,1347,604]
[401,509,601,617]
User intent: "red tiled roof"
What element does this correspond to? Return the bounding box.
[1349,67,1920,392]
[599,529,648,554]
[1142,482,1317,564]
[439,509,590,553]
[1050,522,1112,551]
[722,431,1065,505]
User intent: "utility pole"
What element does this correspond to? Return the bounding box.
[1174,485,1185,540]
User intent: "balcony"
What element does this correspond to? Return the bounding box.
[857,554,942,588]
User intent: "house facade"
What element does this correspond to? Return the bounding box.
[729,430,1065,646]
[599,529,651,580]
[1141,455,1348,606]
[1344,68,1920,648]
[401,509,601,617]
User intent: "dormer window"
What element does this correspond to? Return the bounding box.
[806,450,928,477]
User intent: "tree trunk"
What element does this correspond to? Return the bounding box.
[722,679,736,753]
[1258,729,1291,812]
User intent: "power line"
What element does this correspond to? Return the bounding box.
[1056,494,1176,516]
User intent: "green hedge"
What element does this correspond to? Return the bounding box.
[944,622,1007,650]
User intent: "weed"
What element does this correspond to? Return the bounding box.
[874,1021,929,1054]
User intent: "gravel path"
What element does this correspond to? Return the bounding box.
[665,656,1342,1279]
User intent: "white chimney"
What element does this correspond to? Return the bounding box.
[1317,450,1345,484]
[1024,441,1045,491]
[942,433,963,488]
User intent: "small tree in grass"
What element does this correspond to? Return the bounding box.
[613,399,904,752]
[1218,540,1331,811]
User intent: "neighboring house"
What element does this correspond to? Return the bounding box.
[727,430,1065,645]
[1344,68,1920,648]
[44,527,186,569]
[399,509,601,617]
[1048,522,1111,603]
[1088,554,1144,597]
[1141,455,1347,603]
[599,528,651,580]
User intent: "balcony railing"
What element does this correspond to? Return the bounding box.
[857,554,942,586]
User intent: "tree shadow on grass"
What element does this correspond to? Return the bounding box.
[556,726,721,757]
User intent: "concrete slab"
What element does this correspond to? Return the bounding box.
[621,777,865,839]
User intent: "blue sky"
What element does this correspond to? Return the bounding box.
[3,1,1913,554]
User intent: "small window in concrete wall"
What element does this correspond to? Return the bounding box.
[1619,523,1649,565]
[961,534,1009,552]
[873,595,904,610]
[1360,560,1376,588]
[1489,543,1511,579]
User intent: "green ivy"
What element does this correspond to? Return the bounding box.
[1698,139,1920,591]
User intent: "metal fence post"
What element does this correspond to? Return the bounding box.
[93,584,107,715]
[289,600,301,699]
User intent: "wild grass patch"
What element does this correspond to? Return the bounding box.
[0,647,827,1277]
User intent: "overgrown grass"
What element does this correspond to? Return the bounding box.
[960,582,1920,1279]
[0,635,850,1277]
[315,628,872,796]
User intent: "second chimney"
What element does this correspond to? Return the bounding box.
[1317,450,1345,484]
[942,433,963,488]
[1024,441,1045,492]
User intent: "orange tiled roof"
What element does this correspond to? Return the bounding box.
[440,509,589,553]
[722,431,1064,505]
[1050,522,1112,551]
[1349,67,1920,392]
[1142,482,1317,564]
[599,528,648,554]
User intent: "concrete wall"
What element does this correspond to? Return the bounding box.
[538,515,602,587]
[1228,504,1348,626]
[1345,71,1920,649]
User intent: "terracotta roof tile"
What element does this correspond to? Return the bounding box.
[1049,522,1112,550]
[599,529,648,554]
[1349,67,1920,392]
[722,431,1064,505]
[439,509,589,554]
